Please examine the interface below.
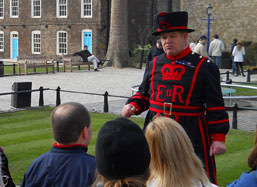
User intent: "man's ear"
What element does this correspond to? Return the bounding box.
[81,126,88,139]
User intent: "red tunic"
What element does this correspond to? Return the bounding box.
[127,46,229,184]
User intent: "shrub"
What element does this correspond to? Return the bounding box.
[241,41,257,65]
[131,44,152,66]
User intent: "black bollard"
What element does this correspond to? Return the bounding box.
[226,71,230,82]
[232,103,238,129]
[56,61,59,72]
[13,63,16,75]
[247,69,250,82]
[56,86,61,106]
[226,79,232,84]
[39,86,44,106]
[104,91,109,113]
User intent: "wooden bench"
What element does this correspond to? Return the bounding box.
[62,55,93,72]
[17,56,55,75]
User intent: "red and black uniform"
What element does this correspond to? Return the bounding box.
[126,46,229,184]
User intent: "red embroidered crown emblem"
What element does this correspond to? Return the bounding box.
[161,61,185,81]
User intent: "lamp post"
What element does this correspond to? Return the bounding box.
[206,4,213,53]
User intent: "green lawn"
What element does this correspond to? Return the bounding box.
[0,108,255,186]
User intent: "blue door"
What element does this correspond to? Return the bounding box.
[12,34,18,59]
[84,32,92,53]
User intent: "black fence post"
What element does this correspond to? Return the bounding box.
[232,103,238,129]
[226,71,230,82]
[13,63,16,75]
[247,69,251,82]
[39,86,44,106]
[104,91,109,113]
[56,61,59,72]
[56,86,61,106]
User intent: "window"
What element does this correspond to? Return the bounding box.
[57,0,67,18]
[57,31,67,55]
[10,0,19,18]
[0,0,4,18]
[32,31,41,54]
[0,31,4,51]
[81,0,92,18]
[32,0,41,18]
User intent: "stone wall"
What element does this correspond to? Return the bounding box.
[181,0,257,50]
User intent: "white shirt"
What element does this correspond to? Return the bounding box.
[232,46,245,62]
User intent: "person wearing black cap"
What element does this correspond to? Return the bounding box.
[122,11,229,184]
[146,39,164,63]
[194,35,211,59]
[93,117,150,187]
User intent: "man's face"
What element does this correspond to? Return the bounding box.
[84,46,88,50]
[161,31,188,56]
[202,39,207,45]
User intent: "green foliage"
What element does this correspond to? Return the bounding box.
[130,44,152,66]
[241,41,257,65]
[0,108,255,187]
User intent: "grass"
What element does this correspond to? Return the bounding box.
[0,108,255,187]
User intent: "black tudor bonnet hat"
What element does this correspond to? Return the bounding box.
[95,117,150,180]
[152,11,195,35]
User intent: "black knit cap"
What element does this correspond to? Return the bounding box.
[95,117,150,180]
[152,11,195,35]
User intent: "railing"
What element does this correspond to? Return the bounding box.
[0,86,129,113]
[0,85,257,130]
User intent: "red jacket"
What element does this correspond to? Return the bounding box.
[127,46,229,184]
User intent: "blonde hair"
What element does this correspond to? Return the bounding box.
[248,129,257,168]
[92,171,149,187]
[145,117,211,187]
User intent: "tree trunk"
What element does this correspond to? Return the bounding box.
[105,0,131,68]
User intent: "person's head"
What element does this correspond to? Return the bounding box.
[213,34,219,39]
[236,41,243,50]
[199,35,207,45]
[156,39,162,49]
[51,102,92,145]
[145,117,210,187]
[84,45,88,50]
[233,38,238,44]
[95,117,150,187]
[152,11,194,56]
[248,129,257,168]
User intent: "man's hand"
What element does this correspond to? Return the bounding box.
[210,141,226,156]
[122,104,137,118]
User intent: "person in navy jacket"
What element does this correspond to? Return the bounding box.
[122,11,229,185]
[21,102,95,187]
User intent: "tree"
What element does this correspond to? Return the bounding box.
[105,0,131,68]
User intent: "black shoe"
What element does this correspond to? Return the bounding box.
[242,74,246,77]
[94,69,99,71]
